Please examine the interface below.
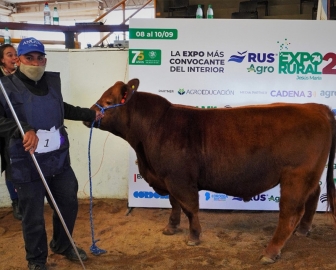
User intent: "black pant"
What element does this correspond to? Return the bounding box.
[14,166,79,265]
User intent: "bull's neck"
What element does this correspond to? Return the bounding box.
[125,92,171,147]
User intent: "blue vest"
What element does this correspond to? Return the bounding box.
[0,72,70,183]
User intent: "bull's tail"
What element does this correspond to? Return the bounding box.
[326,115,336,220]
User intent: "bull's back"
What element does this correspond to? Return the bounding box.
[163,103,334,196]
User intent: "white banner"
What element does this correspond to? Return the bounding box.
[128,18,336,211]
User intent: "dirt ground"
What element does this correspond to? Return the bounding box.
[1,199,336,270]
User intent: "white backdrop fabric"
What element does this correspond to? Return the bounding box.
[128,18,336,211]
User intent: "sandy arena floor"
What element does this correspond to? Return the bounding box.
[1,198,336,270]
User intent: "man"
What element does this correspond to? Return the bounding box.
[0,37,103,270]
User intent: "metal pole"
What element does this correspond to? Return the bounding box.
[0,80,86,270]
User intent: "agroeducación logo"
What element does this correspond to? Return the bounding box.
[178,88,234,96]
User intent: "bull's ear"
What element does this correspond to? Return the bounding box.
[127,79,139,92]
[120,79,139,104]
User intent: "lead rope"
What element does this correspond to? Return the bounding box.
[88,120,106,255]
[87,90,134,255]
[87,103,123,256]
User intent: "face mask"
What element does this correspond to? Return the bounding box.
[20,63,45,82]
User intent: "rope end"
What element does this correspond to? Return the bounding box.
[90,240,107,256]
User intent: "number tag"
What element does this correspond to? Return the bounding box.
[35,126,61,153]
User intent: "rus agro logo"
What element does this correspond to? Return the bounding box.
[228,50,275,75]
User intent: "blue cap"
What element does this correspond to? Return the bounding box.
[17,37,46,56]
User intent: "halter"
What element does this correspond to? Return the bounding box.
[94,103,124,128]
[94,89,135,127]
[94,102,124,112]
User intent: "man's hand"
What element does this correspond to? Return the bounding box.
[23,130,39,154]
[95,111,104,121]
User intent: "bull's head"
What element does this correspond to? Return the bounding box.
[83,78,139,133]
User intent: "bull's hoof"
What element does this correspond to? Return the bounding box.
[294,228,311,237]
[187,239,200,246]
[259,254,280,265]
[260,256,276,264]
[163,227,181,235]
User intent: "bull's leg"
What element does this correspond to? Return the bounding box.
[179,196,201,246]
[163,195,182,235]
[295,185,320,236]
[165,185,201,245]
[261,181,307,264]
[183,209,202,246]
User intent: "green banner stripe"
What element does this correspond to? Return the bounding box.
[130,28,178,40]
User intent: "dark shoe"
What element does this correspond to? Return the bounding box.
[62,246,88,261]
[12,199,22,220]
[50,241,88,262]
[28,261,47,270]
